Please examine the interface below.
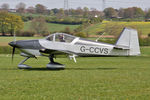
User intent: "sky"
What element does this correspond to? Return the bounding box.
[0,0,150,11]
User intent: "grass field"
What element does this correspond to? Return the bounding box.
[0,47,150,100]
[83,21,150,35]
[24,21,80,33]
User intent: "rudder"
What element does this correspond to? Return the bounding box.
[115,27,140,56]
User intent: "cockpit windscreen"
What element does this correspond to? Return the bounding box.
[46,33,76,43]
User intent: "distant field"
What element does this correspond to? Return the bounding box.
[22,21,150,37]
[0,47,150,99]
[83,21,150,35]
[24,21,80,33]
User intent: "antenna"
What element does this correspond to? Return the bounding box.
[64,0,69,15]
[95,32,105,42]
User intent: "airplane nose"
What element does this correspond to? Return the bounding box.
[9,41,17,47]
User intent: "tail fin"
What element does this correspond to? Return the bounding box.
[115,27,140,56]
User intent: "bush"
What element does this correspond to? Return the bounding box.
[41,33,50,37]
[45,17,85,25]
[75,32,87,38]
[89,17,103,24]
[21,16,29,22]
[63,27,71,34]
[139,37,150,46]
[16,30,35,37]
[74,23,90,33]
[21,15,34,22]
[96,31,105,35]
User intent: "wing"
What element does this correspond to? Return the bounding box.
[39,48,75,56]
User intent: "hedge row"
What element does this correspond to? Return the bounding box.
[139,38,150,46]
[45,17,85,25]
[0,46,20,54]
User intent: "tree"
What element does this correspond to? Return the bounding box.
[76,7,83,16]
[51,8,59,14]
[90,8,97,17]
[49,10,54,16]
[26,6,35,13]
[124,8,134,18]
[104,7,118,18]
[16,2,26,13]
[8,14,24,36]
[0,11,9,35]
[124,7,144,18]
[90,8,104,18]
[70,9,76,16]
[134,7,145,18]
[145,9,150,18]
[118,8,124,17]
[83,7,89,17]
[56,8,65,18]
[0,11,24,36]
[35,4,47,14]
[30,17,49,35]
[1,3,9,11]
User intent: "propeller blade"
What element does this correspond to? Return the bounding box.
[12,47,15,62]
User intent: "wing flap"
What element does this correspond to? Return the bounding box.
[39,49,74,56]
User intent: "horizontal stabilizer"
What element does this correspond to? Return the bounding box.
[114,45,130,50]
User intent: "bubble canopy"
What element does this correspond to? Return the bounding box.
[46,33,76,43]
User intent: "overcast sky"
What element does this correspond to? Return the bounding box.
[0,0,150,11]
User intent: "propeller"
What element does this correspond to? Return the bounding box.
[12,46,16,62]
[12,30,16,62]
[9,41,17,63]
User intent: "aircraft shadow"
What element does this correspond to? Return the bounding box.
[24,67,117,71]
[24,68,65,71]
[65,67,117,70]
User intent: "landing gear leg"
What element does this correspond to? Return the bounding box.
[46,54,65,69]
[18,57,32,69]
[49,54,55,64]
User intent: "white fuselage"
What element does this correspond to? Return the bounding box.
[39,39,129,57]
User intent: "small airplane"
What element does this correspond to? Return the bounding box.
[9,27,140,69]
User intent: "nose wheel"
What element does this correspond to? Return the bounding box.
[18,57,32,69]
[46,54,65,69]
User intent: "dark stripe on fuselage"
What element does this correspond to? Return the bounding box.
[16,40,44,50]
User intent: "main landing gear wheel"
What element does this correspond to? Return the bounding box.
[46,54,65,70]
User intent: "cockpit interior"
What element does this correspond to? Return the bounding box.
[46,33,76,43]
